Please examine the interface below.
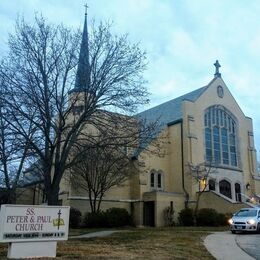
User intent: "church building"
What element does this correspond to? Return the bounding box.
[19,10,260,227]
[61,64,260,226]
[57,12,260,227]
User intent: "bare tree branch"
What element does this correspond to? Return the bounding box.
[0,15,157,205]
[187,162,217,225]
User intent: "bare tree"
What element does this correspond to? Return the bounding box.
[70,136,131,213]
[69,111,161,213]
[187,162,217,225]
[0,15,154,205]
[0,81,35,204]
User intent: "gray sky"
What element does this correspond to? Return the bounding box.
[1,0,260,158]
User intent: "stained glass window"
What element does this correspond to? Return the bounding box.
[204,106,238,167]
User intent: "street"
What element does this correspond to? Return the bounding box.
[236,233,260,260]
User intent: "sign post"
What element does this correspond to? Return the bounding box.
[0,204,70,258]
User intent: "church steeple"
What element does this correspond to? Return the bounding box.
[71,4,91,93]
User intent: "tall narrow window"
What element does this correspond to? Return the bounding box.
[204,106,238,167]
[221,128,229,165]
[205,128,212,162]
[230,134,237,166]
[150,171,163,191]
[204,114,207,126]
[235,183,241,202]
[213,126,221,164]
[150,172,155,188]
[220,110,224,126]
[157,173,162,188]
[209,179,215,191]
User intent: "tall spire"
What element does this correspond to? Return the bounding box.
[72,3,91,93]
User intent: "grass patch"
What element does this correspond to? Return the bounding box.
[0,226,227,259]
[0,244,7,260]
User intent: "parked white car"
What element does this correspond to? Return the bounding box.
[228,207,260,234]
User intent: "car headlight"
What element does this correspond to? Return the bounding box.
[247,219,256,225]
[228,219,233,225]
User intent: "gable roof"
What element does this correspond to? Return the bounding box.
[133,80,215,157]
[137,85,208,127]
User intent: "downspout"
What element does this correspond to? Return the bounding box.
[181,120,189,208]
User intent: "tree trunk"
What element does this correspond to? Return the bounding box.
[97,194,104,213]
[93,196,97,213]
[47,188,60,205]
[194,193,202,226]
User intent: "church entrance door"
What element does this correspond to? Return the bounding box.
[143,201,155,226]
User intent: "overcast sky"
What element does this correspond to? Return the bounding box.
[1,0,260,158]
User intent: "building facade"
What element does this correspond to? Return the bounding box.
[18,11,260,227]
[60,65,260,226]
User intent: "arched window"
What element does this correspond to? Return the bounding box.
[150,172,155,188]
[209,179,215,191]
[235,183,241,202]
[204,106,238,167]
[219,179,232,199]
[150,170,163,191]
[157,173,162,188]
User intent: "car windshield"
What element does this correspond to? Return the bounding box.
[235,209,257,217]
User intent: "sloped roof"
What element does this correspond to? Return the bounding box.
[133,84,209,157]
[137,85,208,127]
[19,173,43,187]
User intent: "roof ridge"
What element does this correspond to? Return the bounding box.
[137,84,208,116]
[134,77,216,157]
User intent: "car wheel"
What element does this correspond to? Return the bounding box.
[257,223,260,234]
[231,230,236,234]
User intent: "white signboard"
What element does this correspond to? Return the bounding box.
[0,204,70,243]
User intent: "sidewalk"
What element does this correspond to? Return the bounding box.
[204,232,254,260]
[70,230,124,239]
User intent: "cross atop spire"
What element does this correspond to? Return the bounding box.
[84,3,89,16]
[214,60,221,78]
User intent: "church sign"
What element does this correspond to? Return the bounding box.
[0,205,70,242]
[0,205,70,258]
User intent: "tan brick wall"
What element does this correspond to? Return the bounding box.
[154,192,185,227]
[199,191,249,214]
[65,199,130,215]
[182,77,259,200]
[16,185,43,205]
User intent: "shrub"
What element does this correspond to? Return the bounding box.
[83,208,132,228]
[69,207,82,228]
[164,206,175,226]
[225,212,233,220]
[105,208,132,227]
[83,211,107,228]
[178,208,194,226]
[217,213,226,226]
[197,208,219,226]
[217,213,230,226]
[197,208,231,226]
